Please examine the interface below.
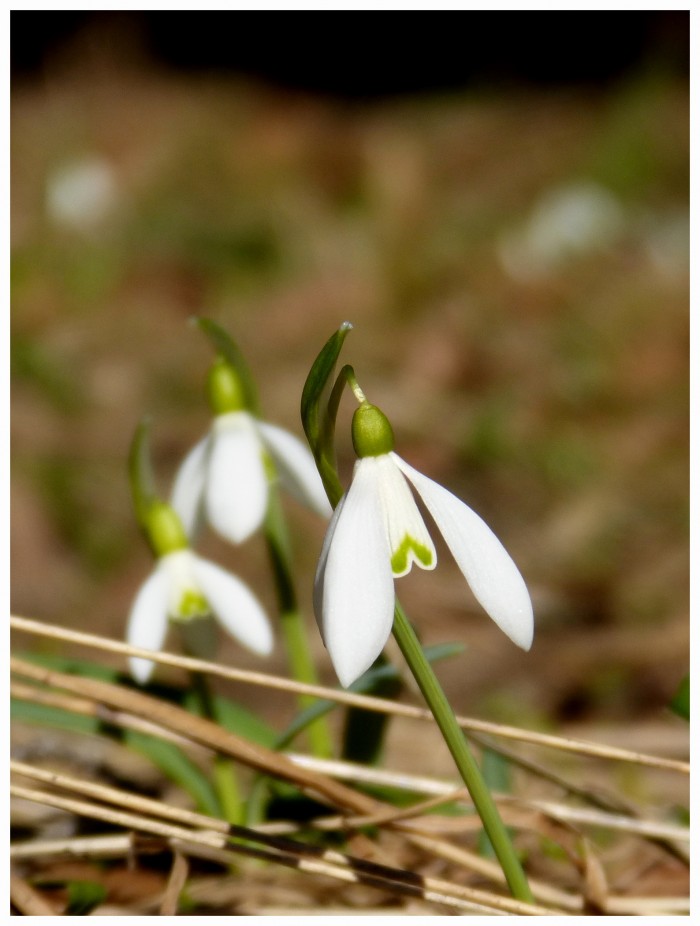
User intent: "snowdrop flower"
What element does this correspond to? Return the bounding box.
[127,501,273,684]
[172,357,332,545]
[315,403,534,687]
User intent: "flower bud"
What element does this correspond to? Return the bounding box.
[206,357,247,415]
[352,403,395,458]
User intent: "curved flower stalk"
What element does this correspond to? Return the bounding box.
[172,357,331,546]
[315,402,533,688]
[127,502,273,684]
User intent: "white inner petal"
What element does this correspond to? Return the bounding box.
[371,454,437,578]
[161,549,209,620]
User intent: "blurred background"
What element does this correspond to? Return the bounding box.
[11,12,689,766]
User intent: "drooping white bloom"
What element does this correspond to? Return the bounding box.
[314,405,534,688]
[127,548,273,683]
[172,410,332,545]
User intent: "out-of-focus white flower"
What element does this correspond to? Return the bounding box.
[127,546,273,684]
[314,404,533,688]
[46,156,118,231]
[172,358,332,545]
[498,181,625,282]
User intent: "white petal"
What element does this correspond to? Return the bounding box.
[393,454,534,650]
[372,455,436,577]
[313,491,348,635]
[258,421,333,519]
[126,565,170,684]
[320,458,396,687]
[206,413,268,544]
[170,435,209,540]
[191,555,274,656]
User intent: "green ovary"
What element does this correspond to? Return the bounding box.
[391,536,435,575]
[175,589,210,621]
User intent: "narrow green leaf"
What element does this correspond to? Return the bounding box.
[13,653,222,817]
[193,317,260,415]
[125,730,221,817]
[11,698,100,735]
[300,323,353,507]
[670,673,689,721]
[300,321,353,455]
[15,650,120,682]
[128,416,157,529]
[13,698,219,816]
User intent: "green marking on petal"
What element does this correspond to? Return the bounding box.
[174,589,210,621]
[391,535,435,575]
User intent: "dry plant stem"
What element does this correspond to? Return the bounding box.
[160,850,190,916]
[12,762,688,915]
[11,615,689,774]
[287,754,690,843]
[11,833,139,861]
[10,870,60,915]
[392,601,533,904]
[10,782,553,915]
[10,655,379,816]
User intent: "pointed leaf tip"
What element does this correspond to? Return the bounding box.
[301,322,353,452]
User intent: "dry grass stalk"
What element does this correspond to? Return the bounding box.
[11,616,689,915]
[10,780,553,915]
[11,615,689,773]
[10,869,61,915]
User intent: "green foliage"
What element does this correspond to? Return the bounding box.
[300,321,353,507]
[128,417,159,531]
[183,689,278,750]
[126,729,220,817]
[12,651,276,816]
[11,334,84,413]
[670,673,689,721]
[65,880,108,915]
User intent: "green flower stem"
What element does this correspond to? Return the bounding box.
[392,601,534,904]
[263,479,334,759]
[212,753,243,825]
[189,669,243,825]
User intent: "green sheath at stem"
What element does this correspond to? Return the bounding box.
[392,601,534,904]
